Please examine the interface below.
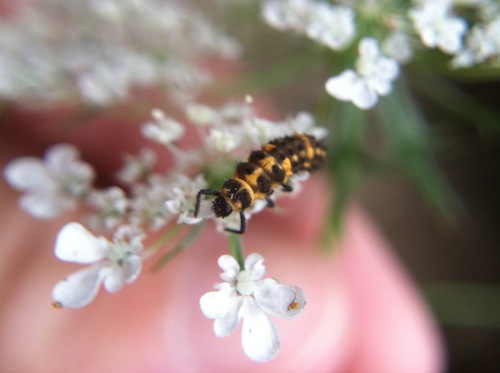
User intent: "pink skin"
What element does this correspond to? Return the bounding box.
[0,107,445,373]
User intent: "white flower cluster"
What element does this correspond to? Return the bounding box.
[200,253,306,362]
[4,102,319,360]
[0,0,240,106]
[4,102,327,310]
[261,0,500,110]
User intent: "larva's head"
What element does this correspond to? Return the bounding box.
[212,196,232,218]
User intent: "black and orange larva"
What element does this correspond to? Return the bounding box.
[194,133,326,234]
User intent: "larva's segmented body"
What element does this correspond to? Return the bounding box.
[195,133,326,234]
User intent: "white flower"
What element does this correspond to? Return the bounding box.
[200,253,306,362]
[206,128,242,153]
[164,174,208,224]
[408,0,467,54]
[141,108,185,146]
[115,148,157,185]
[383,30,413,64]
[86,187,129,230]
[52,223,144,308]
[3,144,94,218]
[452,16,500,67]
[184,103,218,126]
[262,0,355,51]
[325,37,400,110]
[128,174,175,231]
[304,4,355,50]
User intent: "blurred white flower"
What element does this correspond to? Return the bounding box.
[408,0,467,54]
[452,16,500,67]
[200,253,306,362]
[325,38,400,110]
[52,223,144,308]
[164,174,208,224]
[0,0,240,106]
[86,187,129,230]
[207,128,242,153]
[262,0,355,50]
[383,30,413,64]
[3,144,94,218]
[128,174,176,231]
[141,108,185,146]
[116,148,157,185]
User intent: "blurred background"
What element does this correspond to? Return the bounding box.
[272,73,500,373]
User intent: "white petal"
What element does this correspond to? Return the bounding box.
[199,288,236,319]
[213,296,242,337]
[241,297,280,362]
[218,254,240,282]
[325,70,358,101]
[164,199,181,214]
[52,265,103,308]
[45,144,80,169]
[376,57,400,82]
[101,264,124,292]
[3,157,54,190]
[55,223,108,263]
[244,253,265,281]
[19,193,66,219]
[122,255,142,283]
[359,37,379,58]
[254,279,306,319]
[351,80,378,110]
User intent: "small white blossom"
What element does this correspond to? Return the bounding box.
[115,148,157,185]
[184,103,218,126]
[128,174,175,231]
[3,144,94,218]
[207,128,242,153]
[200,253,306,362]
[86,187,129,230]
[325,38,400,110]
[452,16,500,67]
[383,30,413,64]
[262,0,355,51]
[141,108,185,146]
[164,174,208,224]
[408,0,467,54]
[304,4,355,50]
[52,223,144,308]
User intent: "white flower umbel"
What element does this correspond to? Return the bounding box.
[325,37,400,110]
[408,0,467,54]
[3,144,94,219]
[0,0,240,106]
[200,253,306,362]
[52,223,144,308]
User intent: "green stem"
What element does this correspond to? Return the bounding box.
[227,233,245,269]
[150,223,205,271]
